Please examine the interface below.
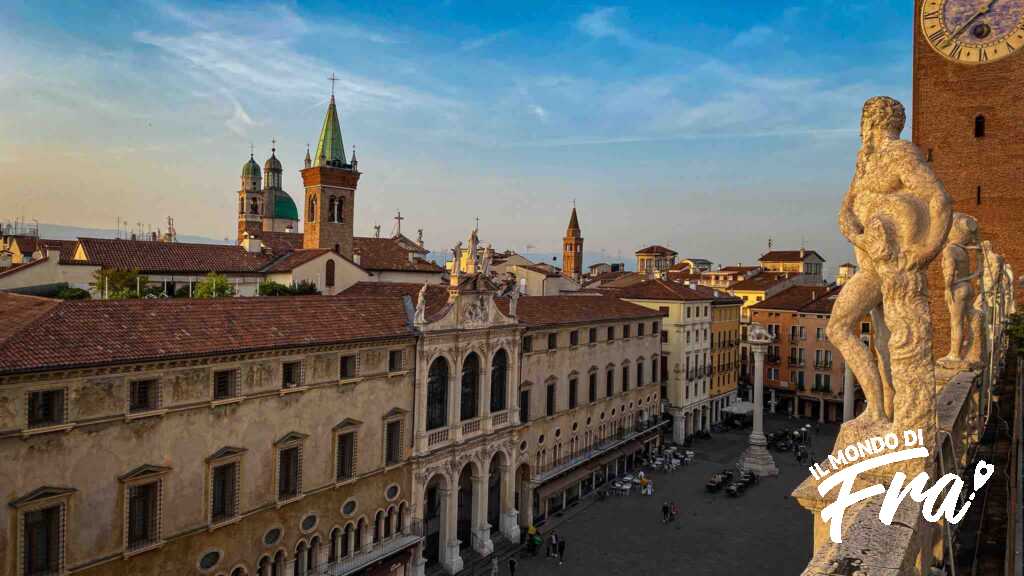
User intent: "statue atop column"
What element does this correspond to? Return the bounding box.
[827,96,952,451]
[938,213,982,370]
[415,281,428,325]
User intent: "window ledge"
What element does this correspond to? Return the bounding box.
[124,541,164,558]
[126,409,167,422]
[340,377,363,386]
[387,370,410,379]
[208,516,241,532]
[275,494,305,508]
[210,397,243,408]
[546,349,557,355]
[279,386,309,396]
[22,422,75,437]
[335,477,357,488]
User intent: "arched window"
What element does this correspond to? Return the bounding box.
[341,524,353,558]
[239,197,245,215]
[329,528,339,563]
[397,502,407,534]
[273,551,285,576]
[427,358,449,430]
[975,114,986,138]
[308,197,317,222]
[250,196,260,215]
[461,352,480,421]
[374,510,384,543]
[231,567,247,576]
[328,197,338,222]
[637,359,644,386]
[294,541,307,576]
[354,519,365,552]
[258,557,271,576]
[307,537,319,572]
[490,349,508,413]
[337,197,345,223]
[385,507,395,538]
[325,260,335,288]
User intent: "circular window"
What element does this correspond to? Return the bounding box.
[301,514,318,532]
[385,484,400,501]
[342,499,358,516]
[554,428,561,438]
[519,440,527,452]
[538,434,545,445]
[199,550,221,571]
[263,528,282,546]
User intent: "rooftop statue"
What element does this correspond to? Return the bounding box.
[938,214,982,371]
[828,96,952,451]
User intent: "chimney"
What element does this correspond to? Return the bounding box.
[242,235,262,254]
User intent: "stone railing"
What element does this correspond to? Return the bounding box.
[461,418,481,436]
[793,368,984,575]
[427,428,449,448]
[491,411,509,428]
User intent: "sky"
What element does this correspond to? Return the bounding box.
[0,1,913,274]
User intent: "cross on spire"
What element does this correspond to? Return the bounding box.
[271,138,276,154]
[249,143,254,158]
[474,216,480,231]
[394,210,404,235]
[328,73,338,96]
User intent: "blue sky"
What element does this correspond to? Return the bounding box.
[0,1,912,273]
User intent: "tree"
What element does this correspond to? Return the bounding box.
[194,273,236,298]
[258,280,293,296]
[54,284,91,300]
[291,280,321,295]
[91,268,149,299]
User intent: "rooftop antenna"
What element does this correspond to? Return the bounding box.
[373,224,381,239]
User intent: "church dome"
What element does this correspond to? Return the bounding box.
[264,150,282,172]
[242,155,261,180]
[272,190,299,221]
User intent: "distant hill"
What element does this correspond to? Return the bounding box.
[5,223,230,245]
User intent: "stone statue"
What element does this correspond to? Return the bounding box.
[980,242,1006,317]
[509,284,520,317]
[480,246,492,276]
[1005,264,1016,316]
[450,241,463,271]
[829,96,952,448]
[938,213,982,370]
[415,282,428,324]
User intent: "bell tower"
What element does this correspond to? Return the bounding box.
[301,78,360,256]
[562,205,583,282]
[237,151,262,243]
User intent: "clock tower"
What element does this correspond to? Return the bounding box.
[913,0,1024,356]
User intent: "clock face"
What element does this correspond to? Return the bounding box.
[921,0,1024,64]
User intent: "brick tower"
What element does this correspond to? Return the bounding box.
[562,205,583,281]
[301,90,360,257]
[912,0,1024,356]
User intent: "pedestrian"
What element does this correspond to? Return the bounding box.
[509,556,518,576]
[558,538,567,565]
[661,501,670,523]
[490,557,499,576]
[548,531,559,558]
[670,501,678,522]
[649,479,655,496]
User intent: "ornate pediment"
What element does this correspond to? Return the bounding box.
[333,418,363,430]
[206,446,248,462]
[421,283,517,333]
[9,486,76,508]
[274,431,309,446]
[118,464,171,482]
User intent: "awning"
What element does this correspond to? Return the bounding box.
[537,463,596,500]
[722,401,754,415]
[597,449,623,467]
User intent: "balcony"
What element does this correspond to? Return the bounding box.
[788,357,805,367]
[766,354,780,364]
[533,417,667,484]
[314,521,424,576]
[461,418,481,436]
[427,428,449,448]
[491,411,509,428]
[814,360,832,370]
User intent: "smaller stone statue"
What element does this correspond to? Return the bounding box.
[450,241,463,272]
[1004,264,1016,316]
[415,282,428,324]
[509,284,520,317]
[480,247,492,276]
[939,213,982,370]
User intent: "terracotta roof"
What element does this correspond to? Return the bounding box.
[353,237,443,273]
[596,272,648,288]
[8,236,72,256]
[496,294,663,328]
[729,272,799,291]
[0,293,60,346]
[339,281,450,317]
[708,266,760,274]
[0,296,414,375]
[635,245,677,256]
[750,285,840,313]
[583,271,631,287]
[759,250,825,263]
[517,263,562,278]
[613,279,740,303]
[258,231,305,254]
[261,249,332,273]
[72,238,271,274]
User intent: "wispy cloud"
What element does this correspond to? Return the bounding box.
[730,25,779,48]
[530,105,549,121]
[461,30,510,51]
[575,7,629,41]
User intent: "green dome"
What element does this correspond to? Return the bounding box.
[273,191,299,221]
[242,155,261,179]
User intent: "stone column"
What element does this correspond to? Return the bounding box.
[441,487,463,574]
[481,359,493,433]
[842,361,855,422]
[471,472,493,555]
[739,330,778,476]
[818,397,825,423]
[415,367,429,453]
[769,389,776,414]
[671,409,686,444]
[450,358,463,443]
[498,464,520,541]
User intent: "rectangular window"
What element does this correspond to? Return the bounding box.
[589,328,597,343]
[638,323,645,337]
[27,389,65,428]
[661,330,668,344]
[340,355,358,379]
[861,322,871,335]
[211,462,238,523]
[547,333,558,350]
[336,432,355,480]
[569,378,578,409]
[607,326,615,341]
[519,389,530,423]
[622,366,630,392]
[653,320,660,334]
[570,330,579,346]
[129,380,159,413]
[388,350,404,372]
[385,420,402,466]
[523,336,533,353]
[546,383,556,417]
[606,370,614,397]
[213,370,238,400]
[637,363,644,386]
[588,372,597,403]
[23,505,61,576]
[623,325,631,339]
[127,481,159,550]
[278,446,300,500]
[282,361,303,388]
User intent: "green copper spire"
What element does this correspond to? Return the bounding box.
[314,95,347,168]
